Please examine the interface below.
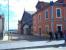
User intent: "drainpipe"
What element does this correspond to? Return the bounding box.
[50,1,54,38]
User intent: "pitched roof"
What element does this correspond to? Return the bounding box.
[21,11,32,25]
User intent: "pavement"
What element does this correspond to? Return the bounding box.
[0,34,66,50]
[0,40,65,50]
[9,43,66,50]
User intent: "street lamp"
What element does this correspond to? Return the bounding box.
[50,1,54,39]
[8,0,9,40]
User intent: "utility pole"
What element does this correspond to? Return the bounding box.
[50,1,54,38]
[8,0,9,40]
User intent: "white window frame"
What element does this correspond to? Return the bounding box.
[56,24,62,31]
[56,8,62,18]
[45,9,48,19]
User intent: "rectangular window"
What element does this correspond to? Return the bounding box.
[39,15,41,20]
[39,15,41,22]
[57,9,61,17]
[56,8,62,18]
[45,10,48,19]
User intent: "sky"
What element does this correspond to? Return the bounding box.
[0,0,57,30]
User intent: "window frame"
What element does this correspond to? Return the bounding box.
[56,8,62,18]
[45,9,48,19]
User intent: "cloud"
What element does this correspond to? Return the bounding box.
[0,0,8,5]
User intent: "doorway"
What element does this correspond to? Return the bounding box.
[57,26,62,32]
[39,28,41,36]
[57,24,63,38]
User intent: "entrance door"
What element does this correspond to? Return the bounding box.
[57,24,62,32]
[57,24,63,38]
[39,28,41,36]
[57,26,62,32]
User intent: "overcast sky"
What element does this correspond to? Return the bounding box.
[0,0,57,30]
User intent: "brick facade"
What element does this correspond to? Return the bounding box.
[33,0,66,38]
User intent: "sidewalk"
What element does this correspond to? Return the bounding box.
[0,40,65,50]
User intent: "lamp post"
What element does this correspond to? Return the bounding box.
[50,1,54,39]
[8,0,9,40]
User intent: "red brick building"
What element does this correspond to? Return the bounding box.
[33,0,66,38]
